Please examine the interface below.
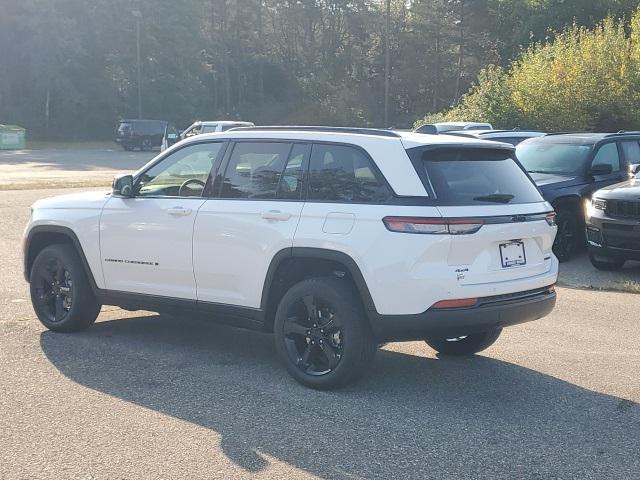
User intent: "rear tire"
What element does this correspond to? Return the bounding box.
[274,277,376,390]
[589,251,625,271]
[425,328,502,356]
[140,138,153,151]
[29,244,101,332]
[553,210,582,262]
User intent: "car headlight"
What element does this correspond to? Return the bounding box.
[592,198,607,210]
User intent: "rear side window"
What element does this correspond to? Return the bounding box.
[308,144,391,203]
[421,148,543,205]
[621,140,640,164]
[221,142,294,199]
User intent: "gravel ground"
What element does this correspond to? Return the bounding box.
[0,188,638,480]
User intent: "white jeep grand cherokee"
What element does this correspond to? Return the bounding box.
[23,127,558,389]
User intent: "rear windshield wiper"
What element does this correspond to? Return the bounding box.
[473,193,515,203]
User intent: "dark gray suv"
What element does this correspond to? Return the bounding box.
[585,164,640,270]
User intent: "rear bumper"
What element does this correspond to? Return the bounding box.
[369,286,556,341]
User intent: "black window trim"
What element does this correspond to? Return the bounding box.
[130,140,229,200]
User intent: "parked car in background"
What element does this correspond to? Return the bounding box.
[115,119,178,151]
[516,132,640,261]
[585,163,640,270]
[414,122,493,134]
[180,120,254,139]
[447,129,546,146]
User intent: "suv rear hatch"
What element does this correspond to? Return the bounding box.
[406,146,556,285]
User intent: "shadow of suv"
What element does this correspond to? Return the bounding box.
[516,133,640,261]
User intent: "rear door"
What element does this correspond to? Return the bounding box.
[420,147,556,285]
[193,141,308,307]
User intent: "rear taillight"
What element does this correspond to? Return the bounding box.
[382,216,483,235]
[545,212,556,226]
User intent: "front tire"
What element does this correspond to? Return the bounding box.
[589,251,625,271]
[553,210,582,262]
[29,244,101,332]
[425,328,502,356]
[274,277,376,390]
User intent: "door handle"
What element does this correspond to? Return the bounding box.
[261,210,292,221]
[166,206,192,216]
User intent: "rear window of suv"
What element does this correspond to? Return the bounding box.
[420,148,543,205]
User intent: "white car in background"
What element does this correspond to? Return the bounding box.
[180,120,255,139]
[415,122,494,134]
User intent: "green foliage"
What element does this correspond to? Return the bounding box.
[2,0,640,139]
[417,9,640,132]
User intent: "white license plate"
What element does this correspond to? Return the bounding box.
[499,241,526,268]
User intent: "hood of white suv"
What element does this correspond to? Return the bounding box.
[32,190,111,210]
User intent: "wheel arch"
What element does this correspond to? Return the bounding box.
[551,195,585,222]
[24,226,98,290]
[260,247,376,332]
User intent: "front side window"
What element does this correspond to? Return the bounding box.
[135,142,224,197]
[421,148,543,205]
[308,144,391,203]
[220,142,293,199]
[592,142,621,172]
[516,142,592,175]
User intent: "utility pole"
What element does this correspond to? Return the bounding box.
[132,10,143,119]
[384,0,391,128]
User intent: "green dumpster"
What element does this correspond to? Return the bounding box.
[0,124,26,150]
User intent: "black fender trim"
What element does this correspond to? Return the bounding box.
[24,225,99,290]
[260,247,377,313]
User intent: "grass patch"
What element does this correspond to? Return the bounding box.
[0,179,111,191]
[23,141,116,151]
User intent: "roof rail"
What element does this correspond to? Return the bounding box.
[226,125,402,138]
[604,131,640,137]
[542,132,590,136]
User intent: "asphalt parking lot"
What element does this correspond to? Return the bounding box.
[1,187,638,480]
[0,146,154,188]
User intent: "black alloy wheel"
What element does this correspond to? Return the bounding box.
[141,138,153,151]
[274,277,376,389]
[30,244,101,332]
[32,256,74,324]
[282,294,344,376]
[553,211,581,262]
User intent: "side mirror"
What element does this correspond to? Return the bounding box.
[629,163,640,178]
[588,164,613,176]
[112,174,133,197]
[167,133,178,140]
[414,124,438,134]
